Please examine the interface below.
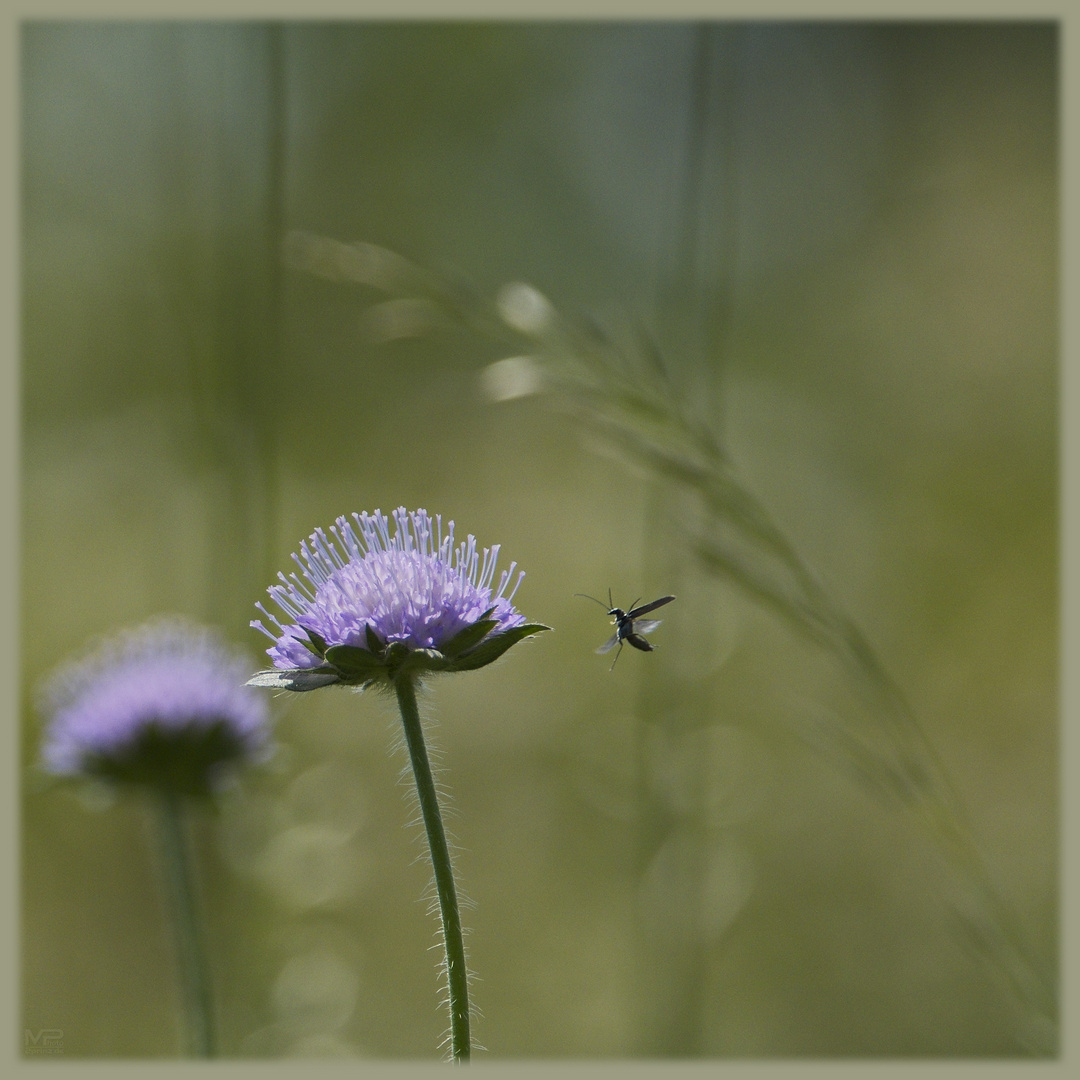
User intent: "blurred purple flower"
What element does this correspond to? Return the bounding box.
[250,507,546,690]
[41,618,271,794]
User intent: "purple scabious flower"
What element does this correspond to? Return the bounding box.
[250,508,547,690]
[41,619,271,796]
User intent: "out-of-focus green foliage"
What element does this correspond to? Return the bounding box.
[22,22,1056,1057]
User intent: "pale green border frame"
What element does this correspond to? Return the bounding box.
[2,2,1073,1078]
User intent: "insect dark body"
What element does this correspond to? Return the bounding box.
[577,590,675,669]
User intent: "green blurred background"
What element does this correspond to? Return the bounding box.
[20,22,1057,1057]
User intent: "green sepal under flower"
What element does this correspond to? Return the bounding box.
[438,607,499,658]
[324,643,387,678]
[296,624,330,660]
[247,617,550,692]
[441,622,551,671]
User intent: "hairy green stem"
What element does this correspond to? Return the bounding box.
[394,675,471,1062]
[155,790,215,1057]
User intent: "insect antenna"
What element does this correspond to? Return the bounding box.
[575,592,611,610]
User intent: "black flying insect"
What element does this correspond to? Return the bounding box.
[577,591,675,669]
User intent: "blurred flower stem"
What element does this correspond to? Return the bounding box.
[157,24,286,625]
[155,789,216,1057]
[394,674,471,1062]
[631,22,737,1054]
[256,21,286,596]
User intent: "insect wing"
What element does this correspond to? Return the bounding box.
[631,618,662,635]
[595,632,621,655]
[627,595,675,619]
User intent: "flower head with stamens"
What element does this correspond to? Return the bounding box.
[41,618,272,797]
[250,507,548,691]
